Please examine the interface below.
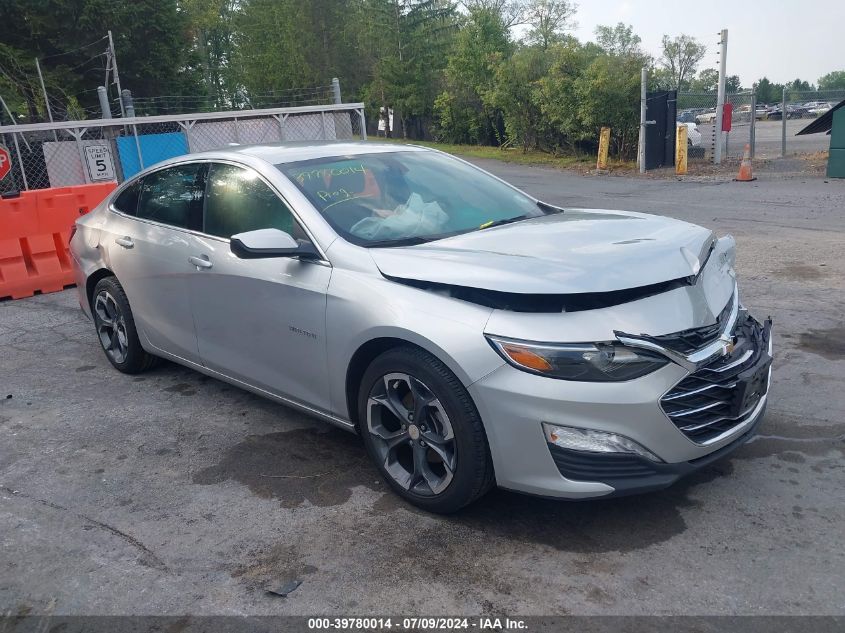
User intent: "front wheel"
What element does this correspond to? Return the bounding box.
[358,346,495,513]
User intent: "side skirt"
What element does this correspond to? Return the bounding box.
[142,338,357,434]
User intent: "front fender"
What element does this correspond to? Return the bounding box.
[325,268,504,419]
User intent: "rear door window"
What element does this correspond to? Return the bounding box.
[136,163,206,230]
[112,181,141,216]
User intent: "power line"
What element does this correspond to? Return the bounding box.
[39,36,109,61]
[64,51,108,73]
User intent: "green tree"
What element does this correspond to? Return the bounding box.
[659,34,706,90]
[182,0,239,108]
[689,69,741,93]
[523,0,576,49]
[533,40,595,152]
[359,0,457,138]
[435,7,512,144]
[488,44,553,150]
[689,68,718,92]
[788,78,814,91]
[726,75,742,92]
[753,77,785,104]
[232,0,313,97]
[575,48,643,158]
[576,57,641,157]
[818,70,845,91]
[0,0,198,119]
[460,0,527,28]
[594,22,642,57]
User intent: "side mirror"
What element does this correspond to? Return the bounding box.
[230,228,320,260]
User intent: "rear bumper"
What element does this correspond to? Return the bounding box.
[69,238,93,320]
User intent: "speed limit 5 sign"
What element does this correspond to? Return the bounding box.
[84,144,116,182]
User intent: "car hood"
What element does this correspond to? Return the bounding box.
[369,209,716,294]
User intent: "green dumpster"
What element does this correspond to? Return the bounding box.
[828,108,845,179]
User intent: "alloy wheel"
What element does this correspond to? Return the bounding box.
[94,290,129,364]
[366,372,457,496]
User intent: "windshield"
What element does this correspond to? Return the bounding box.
[278,150,549,246]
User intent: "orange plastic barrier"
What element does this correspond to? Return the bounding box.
[0,182,117,300]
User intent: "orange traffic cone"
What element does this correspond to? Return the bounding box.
[735,144,756,181]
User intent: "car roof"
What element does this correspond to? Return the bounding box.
[189,141,428,165]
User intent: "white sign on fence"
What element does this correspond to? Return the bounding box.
[84,145,116,182]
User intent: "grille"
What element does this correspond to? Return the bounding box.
[647,298,733,354]
[661,316,769,444]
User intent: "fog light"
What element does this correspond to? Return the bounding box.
[542,423,662,462]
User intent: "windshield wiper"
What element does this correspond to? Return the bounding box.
[478,215,528,230]
[366,236,434,248]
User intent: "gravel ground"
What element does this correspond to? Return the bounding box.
[1,164,844,617]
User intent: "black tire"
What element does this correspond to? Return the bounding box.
[358,346,495,513]
[91,276,159,374]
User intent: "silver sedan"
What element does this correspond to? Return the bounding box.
[70,142,773,512]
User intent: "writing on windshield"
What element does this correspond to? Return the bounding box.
[279,151,544,247]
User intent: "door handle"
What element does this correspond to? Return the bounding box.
[188,255,213,270]
[115,236,134,249]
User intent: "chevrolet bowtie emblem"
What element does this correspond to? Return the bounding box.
[720,334,735,355]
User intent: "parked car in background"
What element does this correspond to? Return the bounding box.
[767,104,808,120]
[792,104,814,118]
[70,142,773,513]
[677,110,697,124]
[679,122,702,147]
[765,107,784,120]
[696,110,717,124]
[808,102,834,116]
[738,105,768,121]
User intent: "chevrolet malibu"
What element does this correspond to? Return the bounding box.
[70,142,773,513]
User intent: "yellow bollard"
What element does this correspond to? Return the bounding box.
[597,127,610,171]
[676,125,688,175]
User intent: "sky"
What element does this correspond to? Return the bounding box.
[568,0,845,88]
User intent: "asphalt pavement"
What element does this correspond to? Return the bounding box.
[1,163,844,616]
[695,119,828,160]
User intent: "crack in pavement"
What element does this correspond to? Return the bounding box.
[0,485,168,572]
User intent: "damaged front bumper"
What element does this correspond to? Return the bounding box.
[469,307,773,499]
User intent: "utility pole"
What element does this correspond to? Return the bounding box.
[0,94,16,126]
[104,49,112,96]
[97,86,112,119]
[34,57,59,141]
[0,94,29,189]
[34,58,54,124]
[108,30,126,118]
[331,78,342,105]
[638,67,647,174]
[714,29,728,165]
[0,93,31,151]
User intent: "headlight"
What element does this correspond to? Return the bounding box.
[486,335,668,381]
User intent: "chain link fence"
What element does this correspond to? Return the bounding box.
[130,84,339,117]
[776,89,845,158]
[0,103,366,194]
[677,92,756,164]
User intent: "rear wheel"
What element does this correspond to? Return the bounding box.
[358,346,494,513]
[92,277,159,374]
